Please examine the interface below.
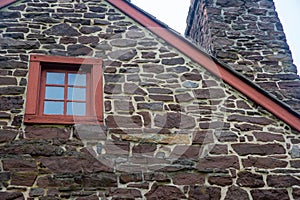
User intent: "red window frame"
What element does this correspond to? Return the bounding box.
[24,54,103,124]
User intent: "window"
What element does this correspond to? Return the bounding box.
[25,55,103,124]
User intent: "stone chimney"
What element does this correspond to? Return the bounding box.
[185,0,300,113]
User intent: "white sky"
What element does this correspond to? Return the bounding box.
[131,0,300,75]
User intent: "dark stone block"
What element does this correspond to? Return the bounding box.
[44,23,80,36]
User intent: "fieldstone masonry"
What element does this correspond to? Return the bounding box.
[0,0,299,199]
[186,0,300,113]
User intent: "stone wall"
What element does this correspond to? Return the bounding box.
[186,0,300,113]
[0,0,300,199]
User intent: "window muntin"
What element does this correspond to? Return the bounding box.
[41,67,89,117]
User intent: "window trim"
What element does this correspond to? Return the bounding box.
[24,54,103,124]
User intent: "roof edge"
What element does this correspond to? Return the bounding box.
[107,0,300,132]
[0,0,17,9]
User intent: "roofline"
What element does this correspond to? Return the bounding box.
[107,0,300,132]
[0,0,17,8]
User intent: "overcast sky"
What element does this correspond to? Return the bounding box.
[131,0,300,75]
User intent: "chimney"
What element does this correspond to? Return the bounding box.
[185,0,300,113]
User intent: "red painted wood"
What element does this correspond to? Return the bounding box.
[0,0,17,8]
[24,54,103,124]
[107,0,300,131]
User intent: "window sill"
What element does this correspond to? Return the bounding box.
[24,114,103,125]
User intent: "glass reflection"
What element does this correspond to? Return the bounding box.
[44,101,64,115]
[45,86,64,100]
[67,87,86,101]
[68,73,86,86]
[46,72,65,84]
[67,102,86,116]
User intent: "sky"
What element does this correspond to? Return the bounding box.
[131,0,300,75]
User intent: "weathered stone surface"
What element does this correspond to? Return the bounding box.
[104,141,130,155]
[228,115,274,125]
[67,44,92,56]
[106,188,142,198]
[108,49,137,61]
[194,88,225,99]
[105,115,142,128]
[29,188,44,197]
[182,72,202,81]
[124,83,147,95]
[225,186,250,200]
[137,102,163,111]
[44,23,80,36]
[253,131,284,142]
[0,140,64,156]
[149,95,173,102]
[237,171,264,188]
[81,173,117,188]
[0,129,18,143]
[173,173,205,185]
[74,124,107,140]
[232,143,285,156]
[216,131,238,142]
[0,77,17,85]
[0,192,24,200]
[189,186,221,200]
[145,183,185,199]
[197,156,239,170]
[11,171,37,186]
[110,39,137,47]
[143,64,164,73]
[25,126,70,139]
[170,145,201,160]
[154,112,196,129]
[147,88,173,94]
[0,37,40,49]
[3,159,36,172]
[234,123,263,131]
[251,189,289,200]
[119,173,143,183]
[208,175,232,186]
[242,156,288,169]
[132,143,156,155]
[162,58,185,65]
[267,175,300,187]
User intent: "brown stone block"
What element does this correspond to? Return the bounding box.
[149,95,173,102]
[224,186,250,200]
[188,186,221,200]
[227,114,274,125]
[132,143,156,156]
[237,171,264,188]
[106,188,142,198]
[154,112,195,129]
[196,155,239,170]
[170,145,201,160]
[253,131,285,142]
[251,189,289,200]
[0,129,18,143]
[124,83,147,95]
[119,173,143,183]
[0,192,24,200]
[3,159,36,172]
[25,126,71,139]
[74,124,107,140]
[81,173,117,188]
[209,175,232,186]
[242,156,288,169]
[173,173,205,185]
[145,183,185,199]
[105,115,142,128]
[194,88,225,99]
[0,77,17,85]
[232,143,285,156]
[234,123,263,131]
[104,141,130,155]
[267,175,300,188]
[11,171,37,186]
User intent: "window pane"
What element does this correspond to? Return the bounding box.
[45,86,64,100]
[67,102,86,116]
[68,87,86,101]
[44,101,64,115]
[46,72,65,84]
[68,73,86,86]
